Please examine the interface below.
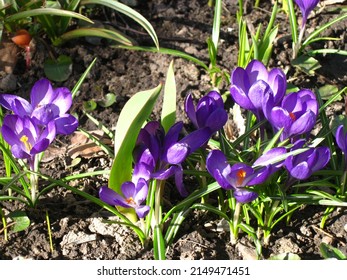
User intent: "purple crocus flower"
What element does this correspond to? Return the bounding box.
[230,59,286,120]
[1,115,56,160]
[0,78,78,135]
[335,125,347,163]
[133,121,211,196]
[265,89,318,141]
[284,139,330,180]
[185,90,228,133]
[295,0,319,27]
[206,150,271,203]
[99,178,150,219]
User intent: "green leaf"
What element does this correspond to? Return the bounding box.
[72,57,97,98]
[162,182,221,223]
[116,45,209,71]
[320,243,347,260]
[211,0,222,52]
[317,84,340,101]
[291,55,321,76]
[6,7,93,23]
[44,55,73,82]
[80,0,159,49]
[57,27,134,46]
[83,100,98,111]
[161,60,176,133]
[109,84,162,192]
[287,0,298,44]
[8,210,30,233]
[153,225,166,260]
[302,13,347,49]
[97,93,117,108]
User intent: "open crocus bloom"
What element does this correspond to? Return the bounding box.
[284,140,330,180]
[206,150,271,203]
[266,89,318,141]
[0,78,78,135]
[230,59,286,120]
[295,0,319,27]
[1,115,56,159]
[133,121,211,196]
[184,90,227,133]
[99,178,150,219]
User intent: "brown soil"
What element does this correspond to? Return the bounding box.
[1,0,347,260]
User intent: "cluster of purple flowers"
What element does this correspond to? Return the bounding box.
[100,59,334,216]
[99,90,228,218]
[0,78,78,166]
[215,59,330,203]
[230,59,318,142]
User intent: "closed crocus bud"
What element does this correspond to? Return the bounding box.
[11,29,31,47]
[185,90,228,133]
[11,29,33,68]
[295,0,319,27]
[284,140,330,180]
[230,59,286,121]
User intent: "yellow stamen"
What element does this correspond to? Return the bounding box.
[236,169,247,186]
[20,135,32,152]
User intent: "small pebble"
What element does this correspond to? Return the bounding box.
[344,223,347,233]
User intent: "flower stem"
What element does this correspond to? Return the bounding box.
[340,167,347,200]
[154,180,165,226]
[293,23,306,59]
[29,154,40,204]
[230,201,242,245]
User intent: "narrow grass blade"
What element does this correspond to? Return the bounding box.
[71,57,97,98]
[81,0,159,49]
[115,45,209,70]
[287,0,298,44]
[6,8,93,23]
[212,0,222,51]
[161,60,176,133]
[302,13,347,48]
[58,27,134,46]
[153,225,166,260]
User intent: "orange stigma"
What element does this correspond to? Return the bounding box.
[236,169,247,186]
[125,197,135,206]
[289,112,296,121]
